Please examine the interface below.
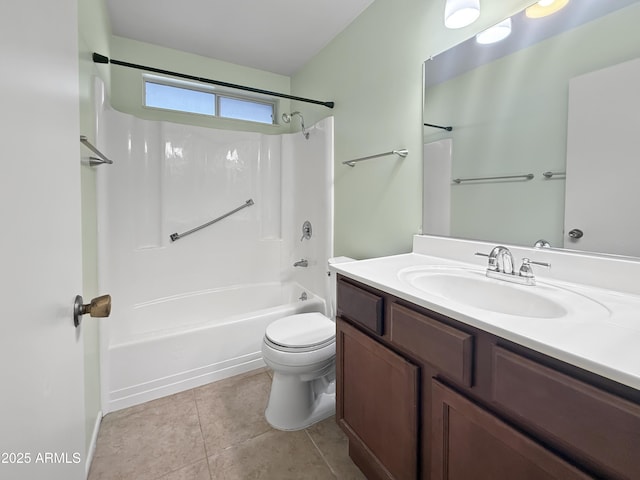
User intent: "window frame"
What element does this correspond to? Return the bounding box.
[142,74,277,125]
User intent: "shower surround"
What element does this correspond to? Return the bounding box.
[96,101,333,412]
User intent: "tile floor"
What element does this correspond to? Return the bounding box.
[88,369,366,480]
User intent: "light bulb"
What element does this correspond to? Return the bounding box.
[525,0,570,19]
[444,0,481,29]
[476,18,512,44]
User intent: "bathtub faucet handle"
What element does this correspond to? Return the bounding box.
[300,220,312,242]
[293,259,308,267]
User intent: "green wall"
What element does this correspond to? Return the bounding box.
[109,36,292,134]
[78,0,111,452]
[291,0,531,259]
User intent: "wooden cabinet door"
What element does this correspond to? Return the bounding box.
[337,318,419,480]
[430,379,593,480]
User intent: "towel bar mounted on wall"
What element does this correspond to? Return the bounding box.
[343,149,409,167]
[80,135,113,166]
[453,173,534,184]
[424,122,453,131]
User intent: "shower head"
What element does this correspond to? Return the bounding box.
[281,111,310,140]
[281,112,293,123]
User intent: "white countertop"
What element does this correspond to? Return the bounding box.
[331,246,640,391]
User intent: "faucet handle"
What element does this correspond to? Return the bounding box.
[475,251,497,271]
[519,258,551,278]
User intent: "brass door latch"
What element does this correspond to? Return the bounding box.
[74,294,111,327]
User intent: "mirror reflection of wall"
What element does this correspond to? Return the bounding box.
[423,0,640,256]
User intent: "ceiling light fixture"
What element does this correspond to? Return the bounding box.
[476,18,512,44]
[525,0,570,19]
[444,0,481,29]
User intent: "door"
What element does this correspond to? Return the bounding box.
[564,57,640,256]
[0,1,86,479]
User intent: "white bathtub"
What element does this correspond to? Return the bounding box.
[104,282,325,412]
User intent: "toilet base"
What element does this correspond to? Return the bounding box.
[265,372,336,431]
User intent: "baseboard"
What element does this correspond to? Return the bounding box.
[85,410,103,479]
[106,357,266,412]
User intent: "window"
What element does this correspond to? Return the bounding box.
[145,81,215,116]
[143,75,275,125]
[219,96,274,124]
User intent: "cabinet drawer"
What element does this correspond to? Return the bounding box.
[389,303,473,387]
[492,346,640,480]
[337,279,384,335]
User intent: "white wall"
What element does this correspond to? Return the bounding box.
[98,108,284,332]
[96,106,333,342]
[281,118,335,301]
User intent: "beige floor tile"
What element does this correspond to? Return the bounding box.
[208,429,335,480]
[157,459,212,480]
[306,417,366,479]
[195,371,273,455]
[88,391,206,480]
[88,371,363,480]
[102,390,196,425]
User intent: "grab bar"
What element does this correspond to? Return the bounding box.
[453,173,534,184]
[80,135,113,166]
[343,149,408,167]
[169,199,255,242]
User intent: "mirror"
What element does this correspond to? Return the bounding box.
[423,0,640,257]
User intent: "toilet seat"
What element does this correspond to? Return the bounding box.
[265,312,335,352]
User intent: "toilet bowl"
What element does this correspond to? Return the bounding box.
[261,256,353,431]
[262,312,336,430]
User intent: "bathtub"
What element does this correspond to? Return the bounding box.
[104,282,325,412]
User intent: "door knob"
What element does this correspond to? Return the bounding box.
[568,228,584,239]
[74,294,111,327]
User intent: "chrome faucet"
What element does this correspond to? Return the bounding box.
[487,246,514,274]
[293,259,308,267]
[476,246,550,286]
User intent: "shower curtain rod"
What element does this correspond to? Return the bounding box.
[93,53,335,109]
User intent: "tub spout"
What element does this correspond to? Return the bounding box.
[293,259,308,267]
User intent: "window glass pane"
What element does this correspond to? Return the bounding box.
[145,82,215,116]
[219,96,274,124]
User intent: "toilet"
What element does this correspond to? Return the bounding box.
[261,257,353,431]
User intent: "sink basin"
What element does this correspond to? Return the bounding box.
[397,266,609,319]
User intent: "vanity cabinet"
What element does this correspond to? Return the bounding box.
[336,319,419,480]
[336,275,640,480]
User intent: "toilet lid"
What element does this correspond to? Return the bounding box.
[265,313,335,349]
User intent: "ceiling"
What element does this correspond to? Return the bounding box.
[106,0,375,76]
